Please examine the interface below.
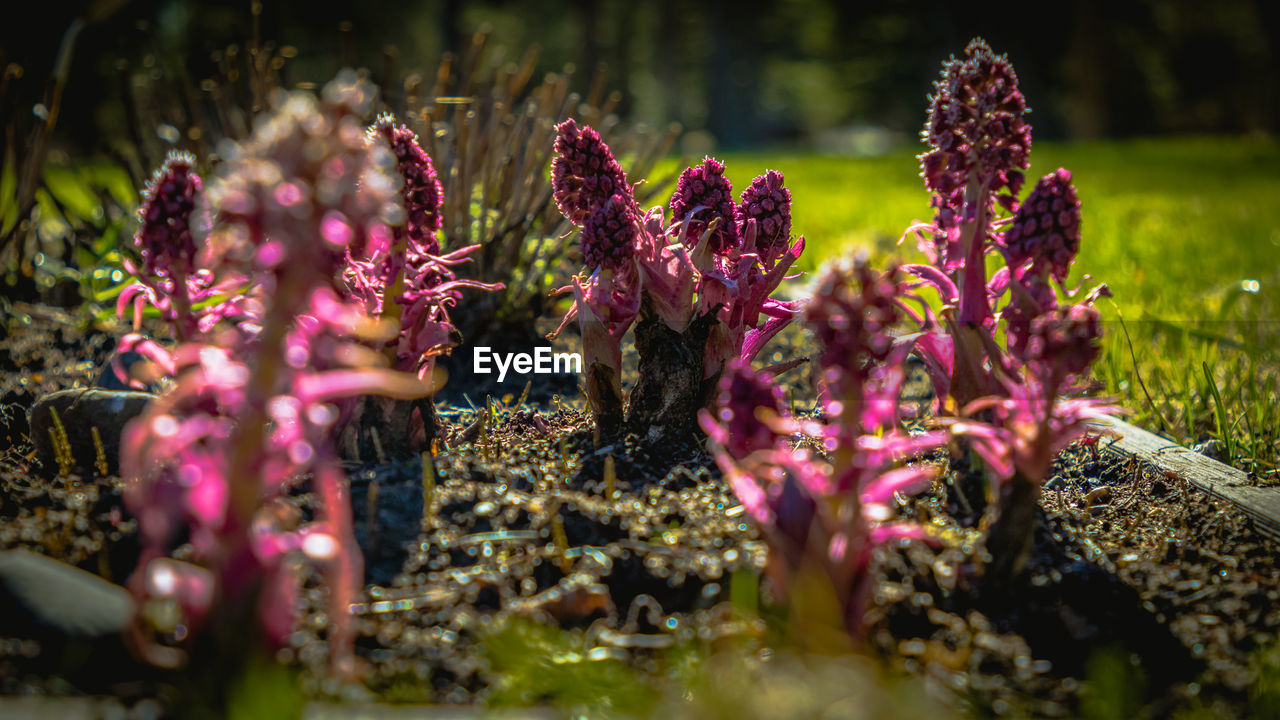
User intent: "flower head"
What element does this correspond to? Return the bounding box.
[1003,168,1081,281]
[737,169,792,266]
[919,38,1031,213]
[806,260,902,380]
[370,115,443,256]
[210,76,399,285]
[135,152,203,280]
[551,119,630,227]
[805,260,908,434]
[1026,303,1102,377]
[707,360,790,457]
[582,193,639,271]
[670,156,738,253]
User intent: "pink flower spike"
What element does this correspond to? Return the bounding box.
[551,119,631,226]
[670,156,738,254]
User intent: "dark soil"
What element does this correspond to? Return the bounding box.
[1,305,1278,718]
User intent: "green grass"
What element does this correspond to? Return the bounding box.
[668,136,1280,479]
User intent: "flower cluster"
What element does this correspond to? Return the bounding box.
[371,115,444,255]
[547,120,804,441]
[1003,168,1081,282]
[582,194,641,271]
[701,260,945,639]
[133,154,202,280]
[737,169,792,267]
[707,360,788,458]
[901,40,1112,584]
[551,118,631,227]
[1026,303,1102,377]
[348,116,502,384]
[117,153,220,343]
[912,39,1032,341]
[920,38,1030,219]
[670,156,739,254]
[115,73,461,674]
[805,261,901,391]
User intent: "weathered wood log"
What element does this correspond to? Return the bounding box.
[1089,415,1280,544]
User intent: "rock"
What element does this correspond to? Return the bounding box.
[349,458,427,587]
[0,549,144,688]
[28,388,154,477]
[1192,438,1225,461]
[0,549,132,639]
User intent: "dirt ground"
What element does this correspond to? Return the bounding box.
[1,305,1277,717]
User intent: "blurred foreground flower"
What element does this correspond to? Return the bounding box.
[118,74,442,680]
[701,260,945,640]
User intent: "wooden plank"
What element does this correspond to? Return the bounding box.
[1089,414,1280,545]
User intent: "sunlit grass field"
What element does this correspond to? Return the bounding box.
[688,137,1280,478]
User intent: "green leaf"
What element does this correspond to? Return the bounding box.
[0,150,16,235]
[1202,361,1235,464]
[84,163,137,209]
[33,188,70,242]
[43,166,103,225]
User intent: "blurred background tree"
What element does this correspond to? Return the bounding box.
[3,0,1277,165]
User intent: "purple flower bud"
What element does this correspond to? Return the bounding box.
[670,156,738,253]
[135,152,203,280]
[1003,168,1081,281]
[370,116,443,256]
[806,260,902,379]
[712,360,788,456]
[582,193,639,271]
[920,39,1031,212]
[737,169,792,266]
[551,119,630,227]
[1026,303,1102,376]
